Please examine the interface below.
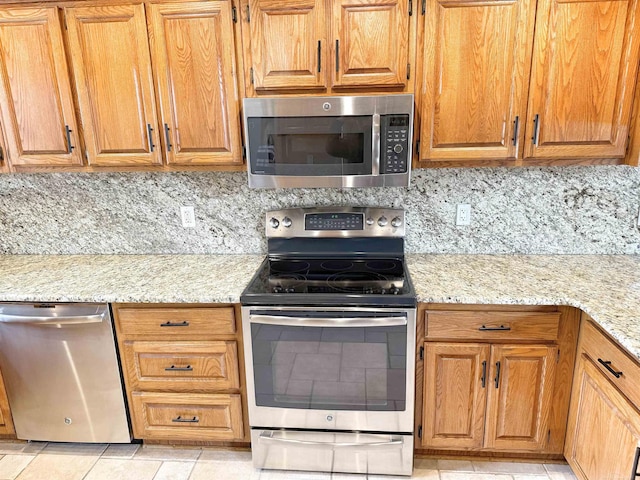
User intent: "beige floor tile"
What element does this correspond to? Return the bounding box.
[410,470,440,479]
[15,453,99,480]
[189,460,259,480]
[330,473,366,480]
[20,443,46,455]
[134,446,201,461]
[473,462,546,475]
[543,464,577,480]
[102,443,141,459]
[439,474,513,480]
[197,449,251,462]
[153,461,194,480]
[84,458,161,480]
[512,475,550,480]
[259,470,330,480]
[414,458,438,470]
[41,443,107,456]
[0,455,34,480]
[0,444,26,455]
[437,460,474,472]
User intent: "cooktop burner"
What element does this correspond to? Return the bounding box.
[240,207,416,307]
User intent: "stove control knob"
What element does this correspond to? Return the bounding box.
[377,216,388,227]
[366,217,375,226]
[282,216,292,228]
[273,286,284,293]
[285,287,296,293]
[269,217,280,229]
[390,286,400,295]
[391,216,402,228]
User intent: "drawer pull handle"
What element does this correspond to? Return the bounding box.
[597,358,623,378]
[172,416,199,423]
[631,446,640,478]
[481,360,487,388]
[479,325,511,332]
[165,365,193,372]
[160,321,190,327]
[494,361,501,388]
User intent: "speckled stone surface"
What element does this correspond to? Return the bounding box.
[0,254,639,364]
[1,165,640,254]
[408,254,640,362]
[0,255,264,303]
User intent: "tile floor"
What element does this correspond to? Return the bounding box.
[0,441,578,480]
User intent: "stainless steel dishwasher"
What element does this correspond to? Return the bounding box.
[0,303,131,443]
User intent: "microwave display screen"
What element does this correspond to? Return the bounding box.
[247,116,373,176]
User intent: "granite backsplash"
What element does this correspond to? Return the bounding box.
[0,165,639,255]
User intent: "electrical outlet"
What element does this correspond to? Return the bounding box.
[456,204,471,226]
[180,206,196,228]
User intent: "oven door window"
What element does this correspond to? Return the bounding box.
[247,116,373,176]
[250,320,406,411]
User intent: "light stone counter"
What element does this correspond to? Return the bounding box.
[0,255,264,304]
[0,254,638,363]
[408,254,640,363]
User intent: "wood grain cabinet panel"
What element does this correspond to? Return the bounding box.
[565,354,640,480]
[484,345,557,451]
[418,0,536,161]
[131,392,244,441]
[248,0,327,91]
[65,4,161,166]
[0,7,82,167]
[0,368,14,436]
[122,341,240,392]
[147,2,242,166]
[332,0,409,89]
[422,343,489,449]
[524,0,640,159]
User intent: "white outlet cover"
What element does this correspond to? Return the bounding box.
[180,206,196,228]
[456,204,471,226]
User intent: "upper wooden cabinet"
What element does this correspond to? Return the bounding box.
[241,0,414,95]
[418,0,536,162]
[416,0,640,165]
[524,0,640,160]
[65,4,161,167]
[147,1,243,166]
[0,7,82,167]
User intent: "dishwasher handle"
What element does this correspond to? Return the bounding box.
[0,312,105,325]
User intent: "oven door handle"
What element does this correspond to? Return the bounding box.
[258,431,404,450]
[249,314,407,328]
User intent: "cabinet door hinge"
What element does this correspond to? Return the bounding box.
[547,429,551,444]
[419,345,424,360]
[250,67,254,85]
[242,145,246,159]
[422,0,426,14]
[626,135,632,155]
[63,12,68,30]
[0,146,4,163]
[556,349,560,363]
[232,6,237,23]
[418,425,422,438]
[407,63,411,80]
[416,140,420,155]
[246,5,250,22]
[409,0,413,15]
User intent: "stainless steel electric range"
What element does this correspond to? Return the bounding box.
[241,206,416,476]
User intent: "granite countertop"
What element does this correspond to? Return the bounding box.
[0,254,638,363]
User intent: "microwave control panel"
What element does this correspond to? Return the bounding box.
[381,115,410,174]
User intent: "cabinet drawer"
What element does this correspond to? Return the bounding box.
[122,341,240,392]
[425,311,560,341]
[130,392,243,441]
[116,307,236,338]
[581,321,640,408]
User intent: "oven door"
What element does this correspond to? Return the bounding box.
[241,306,416,433]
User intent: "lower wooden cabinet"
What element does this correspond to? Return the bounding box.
[565,319,640,479]
[417,305,580,455]
[0,368,14,437]
[113,304,246,443]
[131,392,243,441]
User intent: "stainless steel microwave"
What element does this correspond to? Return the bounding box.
[243,95,414,188]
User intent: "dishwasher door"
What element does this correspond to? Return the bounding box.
[0,303,131,443]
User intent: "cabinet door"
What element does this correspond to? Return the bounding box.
[248,0,327,91]
[0,7,82,167]
[566,355,640,480]
[422,342,490,449]
[419,0,536,161]
[524,0,640,159]
[484,345,557,451]
[0,368,14,436]
[332,0,409,89]
[65,4,161,166]
[148,2,242,166]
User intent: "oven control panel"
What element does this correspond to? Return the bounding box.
[266,207,405,238]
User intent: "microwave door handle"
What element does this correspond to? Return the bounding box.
[249,314,406,328]
[259,431,404,450]
[371,113,380,176]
